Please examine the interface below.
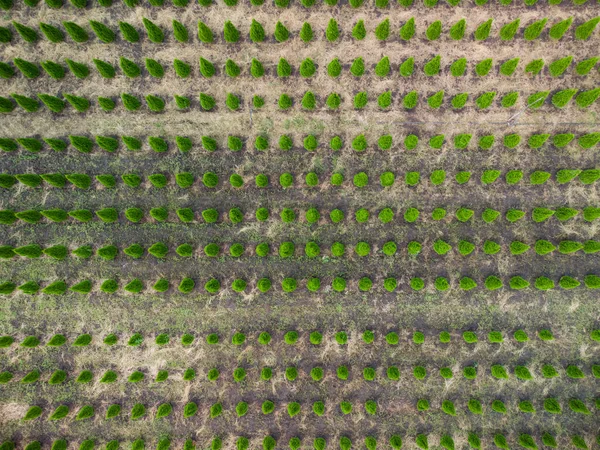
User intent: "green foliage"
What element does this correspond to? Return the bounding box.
[143,18,164,43]
[116,22,139,43]
[39,23,64,43]
[0,97,15,113]
[13,58,39,79]
[476,91,496,109]
[426,20,441,40]
[400,18,415,40]
[525,59,544,76]
[500,58,519,76]
[375,18,390,40]
[12,94,40,112]
[249,19,265,42]
[400,57,414,77]
[168,20,188,43]
[575,17,600,40]
[449,18,466,40]
[13,21,38,42]
[144,58,164,79]
[90,21,115,43]
[293,22,311,44]
[549,56,572,77]
[475,58,493,77]
[427,90,444,109]
[62,21,88,43]
[524,18,547,40]
[23,406,42,421]
[341,21,361,44]
[500,18,520,40]
[576,88,600,108]
[450,58,467,77]
[146,95,165,112]
[423,55,441,76]
[326,18,340,42]
[474,19,492,40]
[576,57,599,75]
[63,93,89,112]
[196,21,214,43]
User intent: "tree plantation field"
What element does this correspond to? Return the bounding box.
[0,0,600,448]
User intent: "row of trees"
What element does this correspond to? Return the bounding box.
[0,273,599,295]
[4,55,597,81]
[1,132,598,154]
[0,0,596,11]
[7,327,587,349]
[2,169,599,191]
[3,16,599,44]
[1,431,597,450]
[2,238,599,261]
[2,88,599,114]
[1,432,598,450]
[2,205,600,226]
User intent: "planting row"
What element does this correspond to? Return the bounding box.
[3,433,599,450]
[1,273,600,295]
[4,55,599,82]
[2,16,598,46]
[1,132,598,154]
[1,0,598,10]
[1,0,599,10]
[4,362,599,386]
[1,205,599,226]
[1,433,598,450]
[3,169,600,192]
[5,328,585,349]
[2,87,598,114]
[3,238,599,262]
[14,395,600,425]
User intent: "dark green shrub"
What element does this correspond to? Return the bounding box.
[475,58,493,76]
[474,18,492,40]
[114,21,138,43]
[476,92,496,109]
[64,94,90,112]
[426,20,441,40]
[226,93,240,111]
[13,21,38,42]
[576,88,600,109]
[399,57,414,77]
[37,94,65,113]
[146,95,165,112]
[13,58,39,79]
[500,18,520,40]
[62,22,88,43]
[500,58,520,76]
[150,207,169,222]
[12,94,40,112]
[121,93,142,111]
[399,17,415,40]
[549,56,572,77]
[39,23,64,44]
[450,58,467,77]
[89,21,114,43]
[427,90,444,109]
[325,18,340,42]
[221,20,240,43]
[142,18,163,43]
[575,17,600,40]
[449,18,466,40]
[576,57,599,75]
[415,435,428,450]
[69,209,92,222]
[424,55,441,76]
